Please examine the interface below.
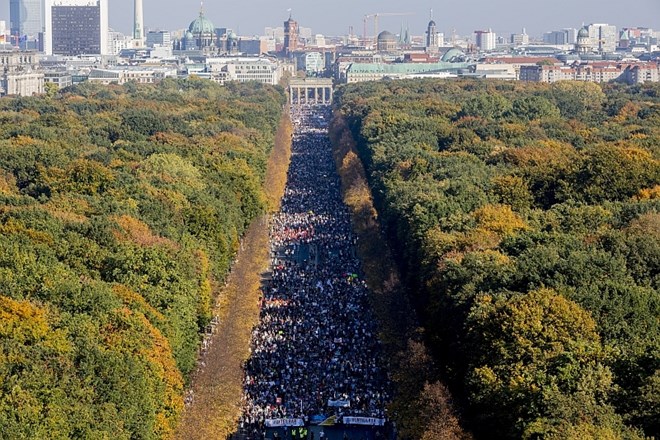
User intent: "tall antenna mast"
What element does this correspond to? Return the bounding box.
[133,0,144,46]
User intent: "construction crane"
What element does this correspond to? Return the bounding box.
[362,12,414,47]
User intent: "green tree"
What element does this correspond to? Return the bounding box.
[465,289,622,439]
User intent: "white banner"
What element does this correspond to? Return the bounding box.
[342,417,385,426]
[265,418,305,427]
[327,399,350,407]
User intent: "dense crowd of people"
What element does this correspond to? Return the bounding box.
[239,106,390,432]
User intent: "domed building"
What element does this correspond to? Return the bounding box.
[180,31,196,50]
[226,31,238,54]
[441,48,465,62]
[575,26,592,53]
[377,30,397,52]
[187,9,216,50]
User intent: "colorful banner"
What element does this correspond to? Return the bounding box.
[327,399,350,407]
[342,417,385,426]
[318,415,337,426]
[265,418,305,427]
[309,414,327,424]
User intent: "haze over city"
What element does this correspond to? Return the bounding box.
[98,0,660,37]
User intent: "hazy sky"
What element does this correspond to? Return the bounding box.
[4,0,660,38]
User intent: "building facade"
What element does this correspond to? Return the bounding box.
[283,16,299,55]
[344,61,471,83]
[108,29,132,55]
[44,0,109,55]
[146,30,171,48]
[206,57,287,85]
[625,64,660,83]
[587,23,617,53]
[44,71,73,88]
[0,51,44,96]
[303,52,324,74]
[88,67,176,85]
[519,62,660,84]
[510,30,529,46]
[426,19,439,54]
[10,0,43,49]
[543,28,577,45]
[237,38,268,56]
[475,29,496,51]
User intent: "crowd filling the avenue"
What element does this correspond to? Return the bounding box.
[239,106,390,434]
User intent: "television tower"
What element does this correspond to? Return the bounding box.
[134,0,144,46]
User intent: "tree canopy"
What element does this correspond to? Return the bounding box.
[336,79,659,439]
[0,79,286,438]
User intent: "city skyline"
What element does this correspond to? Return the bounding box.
[1,0,659,39]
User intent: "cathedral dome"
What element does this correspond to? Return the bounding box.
[377,30,396,42]
[189,13,215,35]
[428,20,436,27]
[376,30,398,52]
[577,27,589,38]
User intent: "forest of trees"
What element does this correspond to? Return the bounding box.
[335,79,659,439]
[0,79,286,438]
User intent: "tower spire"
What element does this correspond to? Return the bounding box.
[133,0,144,46]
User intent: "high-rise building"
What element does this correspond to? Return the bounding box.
[564,28,578,44]
[146,30,171,48]
[587,23,617,53]
[264,27,285,42]
[474,29,496,51]
[543,28,577,45]
[283,15,299,55]
[510,29,529,46]
[133,0,144,47]
[108,29,132,55]
[44,0,109,56]
[544,30,565,44]
[9,0,43,49]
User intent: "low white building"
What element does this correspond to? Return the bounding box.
[519,62,660,84]
[206,57,287,85]
[469,63,517,80]
[44,71,73,89]
[1,71,44,96]
[88,67,177,85]
[344,61,471,83]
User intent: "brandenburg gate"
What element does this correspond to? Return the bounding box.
[289,78,333,106]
